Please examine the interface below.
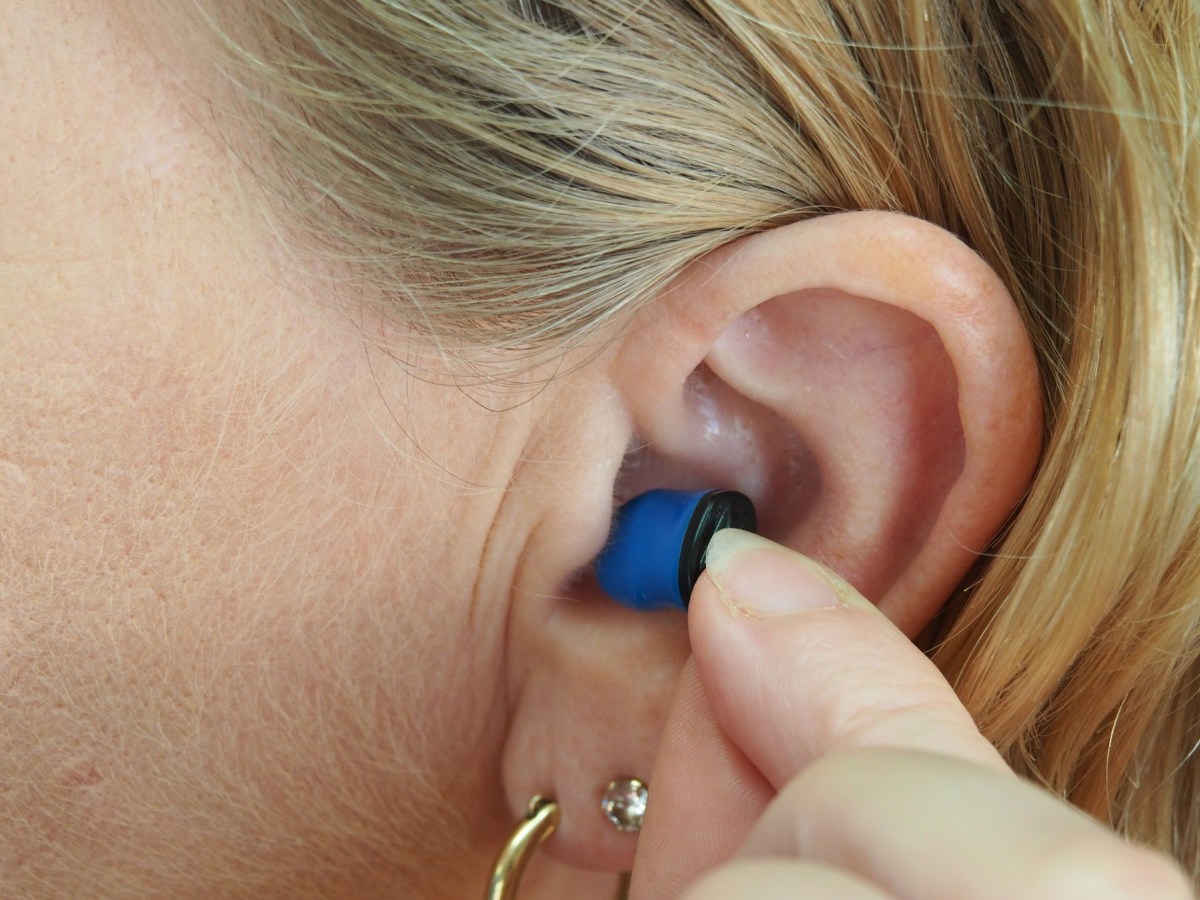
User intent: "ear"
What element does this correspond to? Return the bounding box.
[500,211,1042,877]
[614,211,1043,632]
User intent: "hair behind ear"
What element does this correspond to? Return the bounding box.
[697,0,1200,869]
[904,7,1200,872]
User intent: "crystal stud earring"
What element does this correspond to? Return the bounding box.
[600,778,649,832]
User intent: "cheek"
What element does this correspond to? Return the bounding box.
[0,295,506,892]
[0,5,513,889]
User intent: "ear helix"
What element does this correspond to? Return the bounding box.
[594,489,757,611]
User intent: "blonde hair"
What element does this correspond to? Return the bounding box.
[187,0,1200,875]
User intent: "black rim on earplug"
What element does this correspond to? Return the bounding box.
[677,491,757,607]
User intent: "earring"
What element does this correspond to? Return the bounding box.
[485,784,646,900]
[485,796,560,900]
[601,778,649,833]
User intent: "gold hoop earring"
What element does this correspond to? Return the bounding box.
[485,796,560,900]
[485,795,633,900]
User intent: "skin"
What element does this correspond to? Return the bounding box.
[636,533,1195,898]
[3,3,1193,899]
[1,3,621,896]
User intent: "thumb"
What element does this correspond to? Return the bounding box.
[633,533,1194,900]
[630,530,1007,899]
[689,529,1007,783]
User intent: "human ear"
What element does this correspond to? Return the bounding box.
[500,211,1042,875]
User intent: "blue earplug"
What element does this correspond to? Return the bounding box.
[595,489,758,611]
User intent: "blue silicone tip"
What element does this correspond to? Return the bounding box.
[595,488,757,612]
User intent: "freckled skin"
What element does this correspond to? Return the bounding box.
[0,3,620,897]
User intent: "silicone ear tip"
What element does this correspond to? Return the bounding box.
[595,489,758,611]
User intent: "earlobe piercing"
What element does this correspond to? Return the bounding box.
[595,489,757,611]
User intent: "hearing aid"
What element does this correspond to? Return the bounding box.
[595,489,758,611]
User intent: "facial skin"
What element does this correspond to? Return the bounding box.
[1,3,628,896]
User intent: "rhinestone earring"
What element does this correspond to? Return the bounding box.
[601,778,649,833]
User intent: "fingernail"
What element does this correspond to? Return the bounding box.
[703,530,845,618]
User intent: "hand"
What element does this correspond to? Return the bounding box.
[631,531,1193,899]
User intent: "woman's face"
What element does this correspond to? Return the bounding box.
[1,4,628,895]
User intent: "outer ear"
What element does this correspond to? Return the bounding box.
[500,211,1042,875]
[612,210,1043,635]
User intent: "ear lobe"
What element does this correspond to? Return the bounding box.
[614,211,1043,636]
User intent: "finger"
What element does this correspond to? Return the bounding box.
[631,526,1002,899]
[690,529,1007,790]
[629,658,773,900]
[683,858,894,900]
[743,747,1194,900]
[689,530,1192,900]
